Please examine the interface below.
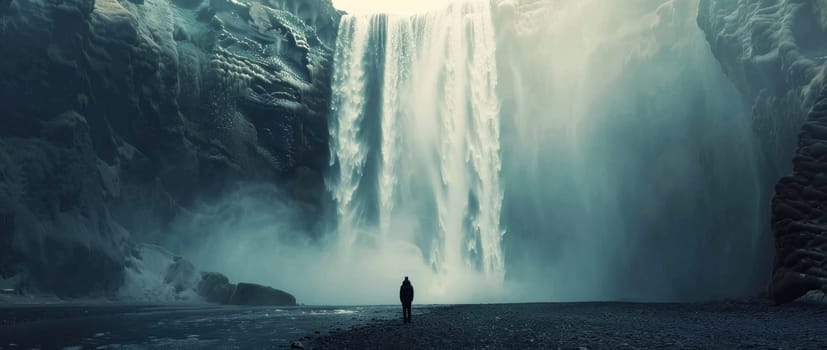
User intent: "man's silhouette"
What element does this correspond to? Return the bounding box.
[399,276,414,323]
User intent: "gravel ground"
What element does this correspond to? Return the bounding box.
[311,301,827,349]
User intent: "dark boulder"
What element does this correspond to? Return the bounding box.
[228,282,296,306]
[769,268,824,304]
[196,272,295,306]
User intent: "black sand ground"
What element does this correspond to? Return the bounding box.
[1,301,825,349]
[312,301,827,349]
[0,304,402,349]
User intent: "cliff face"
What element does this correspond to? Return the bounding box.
[698,0,826,171]
[0,0,341,297]
[699,0,827,302]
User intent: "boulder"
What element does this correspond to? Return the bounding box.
[196,272,295,306]
[227,282,296,306]
[769,269,824,304]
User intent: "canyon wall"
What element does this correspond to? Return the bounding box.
[0,0,341,297]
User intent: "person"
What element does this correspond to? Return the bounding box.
[399,276,414,323]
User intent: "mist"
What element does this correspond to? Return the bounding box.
[155,0,772,305]
[160,185,504,305]
[495,0,771,301]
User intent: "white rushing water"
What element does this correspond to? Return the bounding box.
[328,1,505,296]
[329,15,372,247]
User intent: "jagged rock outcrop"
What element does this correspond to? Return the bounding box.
[698,0,827,170]
[0,0,341,297]
[699,0,827,302]
[770,81,827,303]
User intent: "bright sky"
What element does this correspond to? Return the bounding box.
[332,0,455,14]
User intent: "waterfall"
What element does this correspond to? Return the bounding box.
[319,0,766,303]
[328,1,505,288]
[152,1,770,305]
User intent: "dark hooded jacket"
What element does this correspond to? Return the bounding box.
[400,278,414,305]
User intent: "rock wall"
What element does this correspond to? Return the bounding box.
[699,0,827,302]
[0,0,341,297]
[772,82,827,303]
